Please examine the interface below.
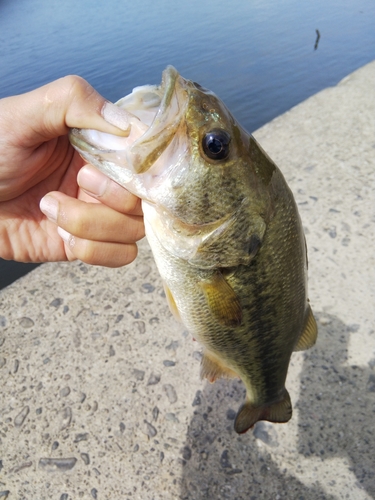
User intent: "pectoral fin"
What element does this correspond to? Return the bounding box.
[294,305,318,351]
[200,351,239,383]
[200,270,242,327]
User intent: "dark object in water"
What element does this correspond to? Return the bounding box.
[314,29,321,50]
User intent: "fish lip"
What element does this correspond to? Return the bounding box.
[158,65,180,112]
[69,65,184,175]
[128,66,185,174]
[69,129,114,155]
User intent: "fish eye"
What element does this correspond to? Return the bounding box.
[202,129,231,160]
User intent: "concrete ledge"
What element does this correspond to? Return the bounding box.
[1,61,374,499]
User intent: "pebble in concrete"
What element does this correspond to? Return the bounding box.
[38,458,77,471]
[14,406,29,427]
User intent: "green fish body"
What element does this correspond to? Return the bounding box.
[70,67,317,433]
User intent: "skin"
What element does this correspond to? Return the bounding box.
[0,76,145,267]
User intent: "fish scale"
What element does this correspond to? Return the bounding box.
[70,66,317,434]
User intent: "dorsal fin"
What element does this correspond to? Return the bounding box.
[294,305,318,351]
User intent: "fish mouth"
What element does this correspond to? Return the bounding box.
[70,66,186,186]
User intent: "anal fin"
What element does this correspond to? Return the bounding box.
[294,305,318,351]
[234,389,292,434]
[200,270,242,327]
[200,351,239,383]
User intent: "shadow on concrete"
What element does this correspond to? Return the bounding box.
[295,314,374,494]
[179,314,374,499]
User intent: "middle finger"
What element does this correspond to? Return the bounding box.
[41,191,145,244]
[77,164,143,216]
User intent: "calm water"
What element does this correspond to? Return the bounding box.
[0,0,374,288]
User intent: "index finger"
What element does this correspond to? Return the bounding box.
[2,75,132,146]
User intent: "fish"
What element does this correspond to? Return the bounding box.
[70,66,317,434]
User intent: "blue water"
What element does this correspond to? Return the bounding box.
[1,0,374,131]
[0,0,374,287]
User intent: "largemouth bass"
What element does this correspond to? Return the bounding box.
[70,66,317,434]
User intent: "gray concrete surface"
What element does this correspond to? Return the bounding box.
[1,61,374,500]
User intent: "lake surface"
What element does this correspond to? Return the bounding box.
[0,0,374,288]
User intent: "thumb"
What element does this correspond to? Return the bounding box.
[6,75,131,145]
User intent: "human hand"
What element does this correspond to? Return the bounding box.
[0,76,144,266]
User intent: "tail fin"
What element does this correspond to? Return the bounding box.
[234,389,292,434]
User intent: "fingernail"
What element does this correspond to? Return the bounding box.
[78,166,108,197]
[102,102,131,132]
[57,227,75,248]
[40,195,58,222]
